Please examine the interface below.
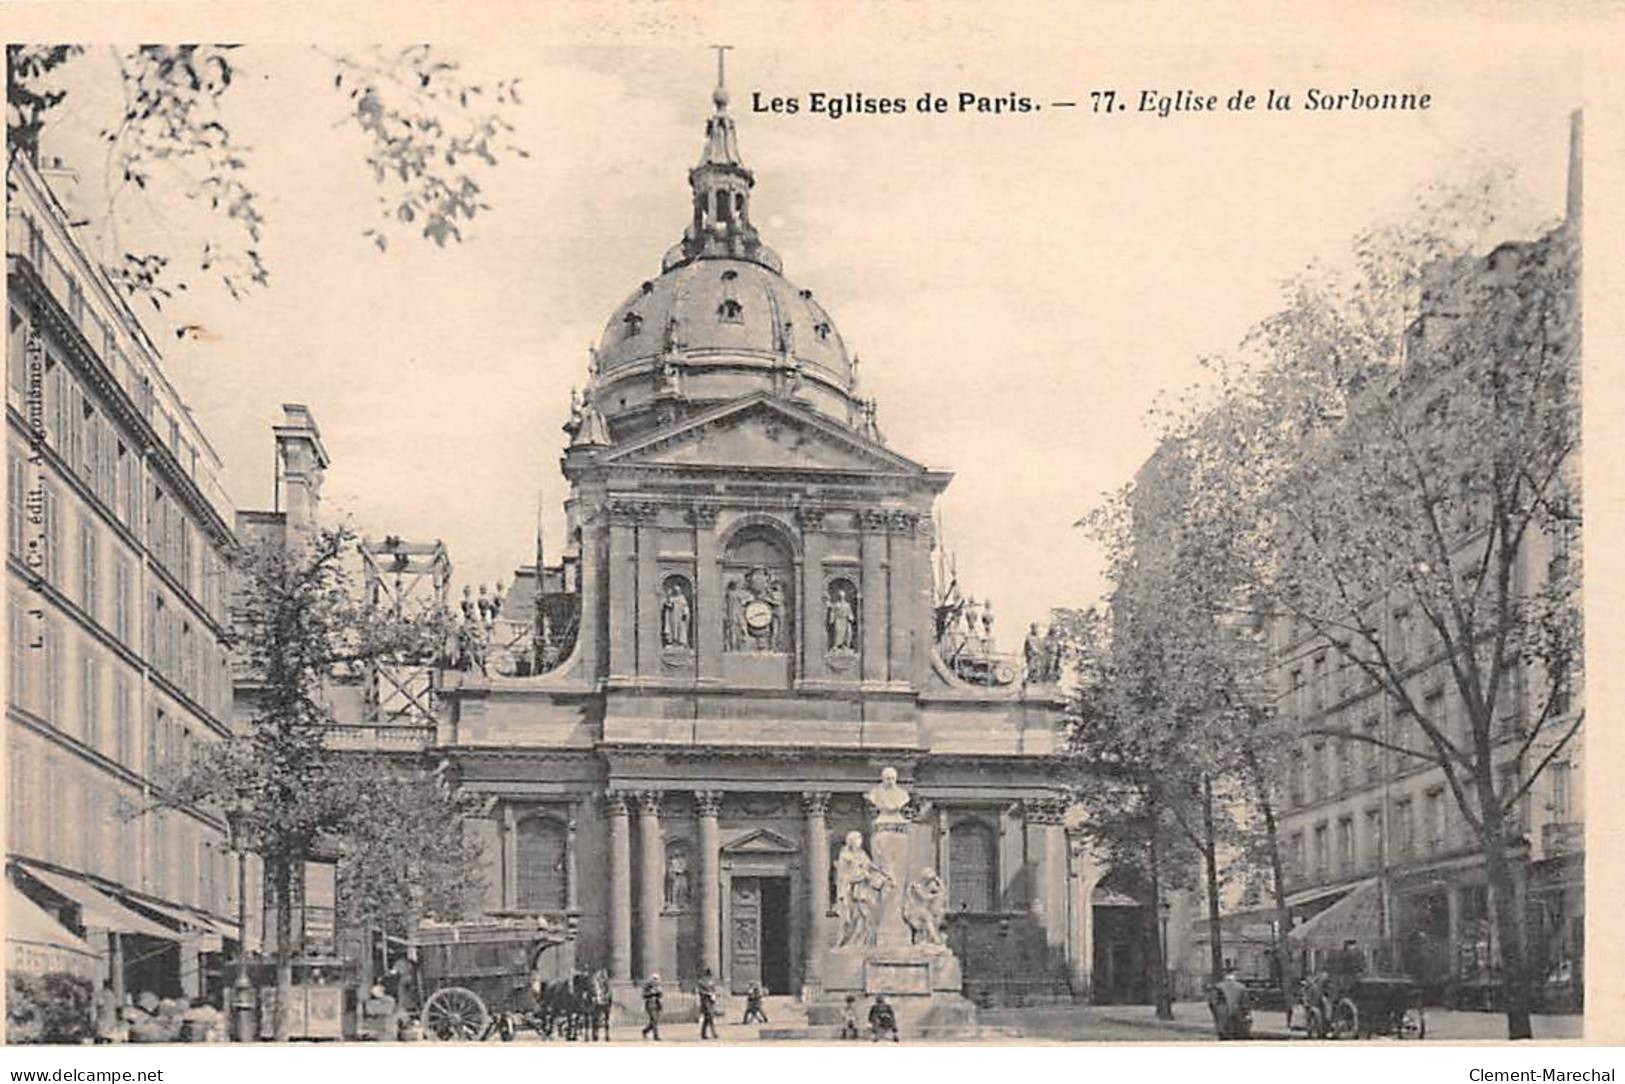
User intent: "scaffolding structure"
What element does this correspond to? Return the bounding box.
[359,535,451,728]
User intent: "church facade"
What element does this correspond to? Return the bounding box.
[438,68,1104,1005]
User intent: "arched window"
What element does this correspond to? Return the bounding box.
[515,816,568,912]
[949,819,997,913]
[717,298,744,323]
[623,311,643,338]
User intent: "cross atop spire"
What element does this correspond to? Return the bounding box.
[711,44,733,110]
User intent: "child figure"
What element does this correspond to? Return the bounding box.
[840,994,861,1040]
[741,981,769,1024]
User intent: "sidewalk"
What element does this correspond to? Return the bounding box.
[1092,1001,1584,1042]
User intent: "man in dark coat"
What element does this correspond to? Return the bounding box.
[640,973,663,1041]
[1208,967,1252,1040]
[696,968,719,1040]
[868,994,900,1042]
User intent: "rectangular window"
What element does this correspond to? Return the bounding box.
[79,521,99,620]
[80,651,99,749]
[1364,808,1383,870]
[40,481,60,587]
[1313,822,1329,877]
[1289,832,1305,880]
[1309,742,1326,802]
[1395,798,1415,857]
[1310,654,1326,712]
[1363,716,1381,781]
[1425,789,1443,852]
[8,599,27,708]
[7,453,24,557]
[113,555,132,643]
[1288,747,1305,807]
[115,672,133,766]
[1551,760,1571,822]
[42,619,61,723]
[146,706,161,779]
[1423,688,1445,747]
[1337,816,1355,871]
[1336,737,1353,793]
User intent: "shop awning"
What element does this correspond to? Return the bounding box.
[1289,879,1383,948]
[7,881,102,978]
[1285,878,1374,910]
[121,893,238,939]
[17,866,176,940]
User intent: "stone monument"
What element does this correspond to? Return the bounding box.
[811,767,975,1034]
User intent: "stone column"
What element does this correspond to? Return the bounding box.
[635,790,665,979]
[501,803,517,909]
[575,505,603,679]
[607,504,638,681]
[636,507,660,676]
[802,791,832,993]
[566,803,580,913]
[607,791,632,982]
[886,512,918,683]
[1026,798,1068,954]
[1067,828,1101,1002]
[695,790,723,979]
[858,510,888,684]
[937,805,952,903]
[691,505,721,684]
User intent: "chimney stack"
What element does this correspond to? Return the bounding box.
[274,403,329,535]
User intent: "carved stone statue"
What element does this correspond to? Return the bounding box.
[1024,622,1047,683]
[723,579,745,651]
[661,581,692,649]
[665,852,690,910]
[826,584,856,652]
[903,868,947,947]
[866,767,910,827]
[834,831,892,949]
[460,584,478,624]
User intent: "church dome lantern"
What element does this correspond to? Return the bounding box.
[583,52,863,443]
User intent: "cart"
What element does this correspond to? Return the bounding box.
[1297,970,1425,1040]
[412,916,570,1041]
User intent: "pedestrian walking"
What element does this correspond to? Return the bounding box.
[868,994,900,1042]
[740,980,769,1024]
[839,994,860,1040]
[1208,967,1252,1040]
[640,973,663,1040]
[697,968,719,1040]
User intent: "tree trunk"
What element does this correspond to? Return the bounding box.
[1147,800,1174,1020]
[1201,776,1225,985]
[1479,799,1534,1039]
[1246,750,1297,1016]
[273,855,295,1042]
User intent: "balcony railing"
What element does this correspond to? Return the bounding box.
[322,723,436,751]
[1542,821,1582,857]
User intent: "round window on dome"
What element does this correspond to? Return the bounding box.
[720,270,739,282]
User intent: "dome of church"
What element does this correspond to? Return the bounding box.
[575,62,872,444]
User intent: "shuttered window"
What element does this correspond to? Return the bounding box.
[948,819,997,913]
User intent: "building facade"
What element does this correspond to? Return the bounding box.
[7,155,242,1000]
[431,73,1105,1004]
[1269,155,1583,1010]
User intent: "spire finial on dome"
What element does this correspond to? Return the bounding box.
[710,44,733,110]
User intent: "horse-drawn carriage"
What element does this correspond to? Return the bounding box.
[411,916,610,1041]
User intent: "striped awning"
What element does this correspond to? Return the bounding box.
[17,865,176,940]
[7,881,101,979]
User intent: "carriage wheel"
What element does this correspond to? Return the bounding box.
[1399,1005,1425,1040]
[1331,998,1359,1040]
[993,662,1017,684]
[423,987,490,1041]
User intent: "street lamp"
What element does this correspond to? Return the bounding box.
[228,792,257,1043]
[1159,899,1173,1015]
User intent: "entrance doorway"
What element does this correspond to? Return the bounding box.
[729,876,792,995]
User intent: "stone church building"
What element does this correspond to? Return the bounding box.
[438,68,1112,1005]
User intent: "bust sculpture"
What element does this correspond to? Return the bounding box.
[866,767,910,827]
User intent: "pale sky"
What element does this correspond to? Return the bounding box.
[33,10,1581,641]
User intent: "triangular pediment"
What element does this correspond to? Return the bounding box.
[720,827,800,855]
[601,394,930,476]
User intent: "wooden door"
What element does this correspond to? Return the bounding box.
[730,877,762,994]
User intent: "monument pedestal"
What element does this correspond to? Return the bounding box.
[808,944,977,1033]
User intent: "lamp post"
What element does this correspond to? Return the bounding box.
[1159,898,1173,1014]
[229,793,257,1043]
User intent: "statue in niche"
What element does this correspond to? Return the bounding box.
[664,849,691,910]
[1025,622,1048,682]
[903,868,947,947]
[825,582,857,653]
[834,832,892,949]
[661,580,692,649]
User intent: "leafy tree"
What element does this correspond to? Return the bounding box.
[167,525,453,1040]
[6,43,524,307]
[336,757,486,951]
[1166,177,1580,1039]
